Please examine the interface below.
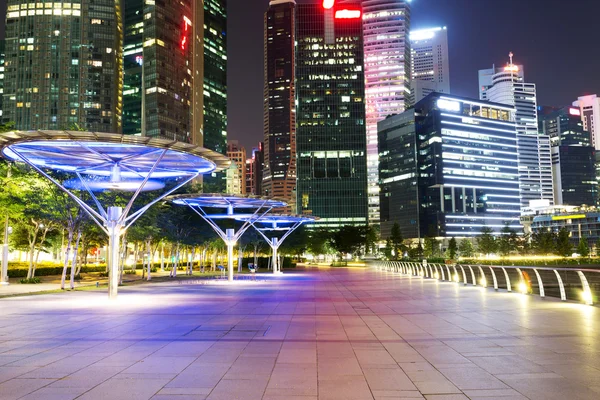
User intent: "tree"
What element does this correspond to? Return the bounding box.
[364,225,379,256]
[330,225,365,259]
[458,239,474,258]
[389,223,404,260]
[477,226,497,255]
[556,228,572,257]
[447,237,457,260]
[532,230,556,255]
[280,225,309,261]
[497,224,518,257]
[423,236,439,258]
[577,236,590,258]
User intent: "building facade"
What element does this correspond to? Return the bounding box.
[363,0,411,224]
[227,140,247,194]
[523,205,600,247]
[539,106,597,207]
[479,55,553,210]
[573,94,600,151]
[262,0,296,207]
[3,0,123,132]
[203,0,227,155]
[410,27,450,102]
[245,142,264,196]
[296,1,368,228]
[379,93,521,238]
[122,0,202,143]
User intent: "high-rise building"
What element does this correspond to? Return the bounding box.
[573,95,600,191]
[410,27,450,102]
[202,0,228,191]
[262,0,296,207]
[539,106,597,207]
[573,95,600,150]
[227,140,247,194]
[379,93,521,238]
[203,0,227,155]
[245,143,264,196]
[363,0,411,224]
[479,54,554,210]
[296,1,368,228]
[3,1,123,132]
[122,0,202,143]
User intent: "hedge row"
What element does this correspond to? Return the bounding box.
[8,265,106,278]
[460,258,600,267]
[7,257,296,278]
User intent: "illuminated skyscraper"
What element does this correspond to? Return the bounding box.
[480,54,554,210]
[296,0,368,228]
[362,0,411,224]
[3,0,123,132]
[263,0,296,206]
[410,27,450,102]
[123,0,202,143]
[203,0,228,155]
[379,94,521,238]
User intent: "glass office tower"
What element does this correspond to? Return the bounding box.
[122,0,201,143]
[363,0,411,224]
[296,1,368,228]
[263,0,297,208]
[379,93,522,238]
[3,0,123,132]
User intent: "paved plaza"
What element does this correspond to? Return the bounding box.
[0,266,599,400]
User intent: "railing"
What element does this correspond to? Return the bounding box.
[370,261,600,305]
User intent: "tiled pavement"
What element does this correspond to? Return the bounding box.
[0,266,599,399]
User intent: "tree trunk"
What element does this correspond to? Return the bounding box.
[32,226,50,278]
[133,242,139,272]
[238,247,243,273]
[27,225,40,279]
[160,242,164,271]
[146,239,152,281]
[70,230,82,289]
[189,247,195,275]
[60,230,74,290]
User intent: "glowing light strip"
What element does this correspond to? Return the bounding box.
[442,135,518,149]
[442,127,518,142]
[442,152,518,164]
[440,113,517,128]
[445,176,519,186]
[443,159,519,170]
[487,194,521,199]
[445,183,520,192]
[443,167,519,178]
[447,224,522,228]
[442,121,518,135]
[446,215,520,220]
[443,144,519,157]
[439,96,515,112]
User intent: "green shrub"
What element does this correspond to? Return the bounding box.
[19,277,41,284]
[7,265,107,278]
[124,270,137,275]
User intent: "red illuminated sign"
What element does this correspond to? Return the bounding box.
[181,16,191,51]
[335,9,362,19]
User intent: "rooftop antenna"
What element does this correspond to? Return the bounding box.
[509,51,514,66]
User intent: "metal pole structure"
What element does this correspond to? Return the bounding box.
[1,163,11,285]
[226,228,235,282]
[272,238,279,274]
[107,207,122,299]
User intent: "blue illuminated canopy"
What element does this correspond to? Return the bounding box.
[170,194,288,209]
[0,130,229,179]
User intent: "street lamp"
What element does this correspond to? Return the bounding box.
[1,226,12,285]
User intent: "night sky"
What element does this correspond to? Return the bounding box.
[0,1,598,151]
